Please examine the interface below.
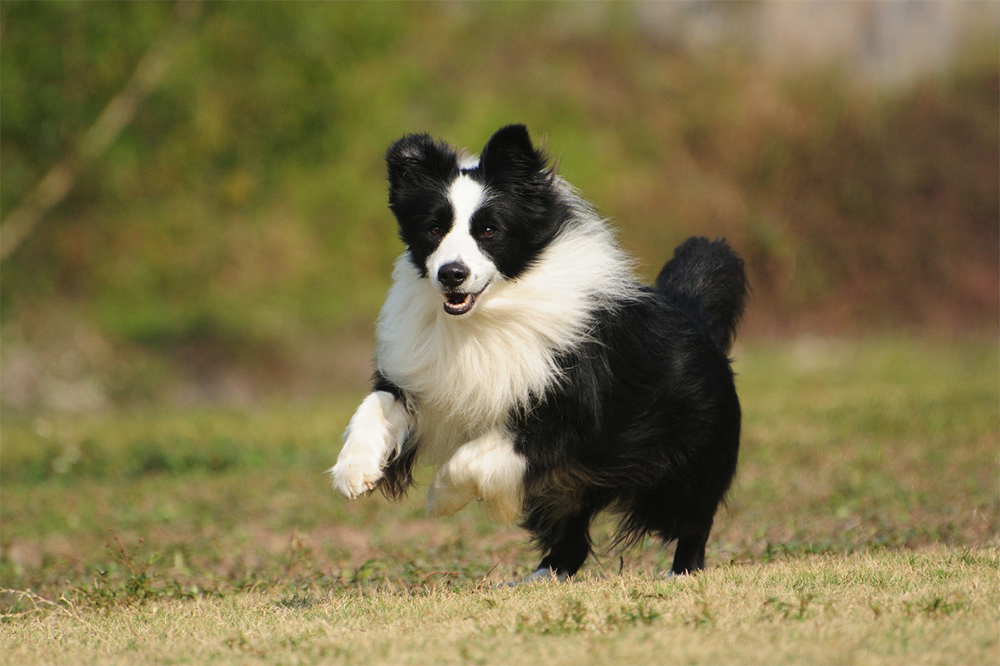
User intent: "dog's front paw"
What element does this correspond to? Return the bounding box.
[328,451,384,500]
[427,470,476,517]
[328,425,387,500]
[329,391,408,501]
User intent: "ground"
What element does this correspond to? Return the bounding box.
[1,337,997,664]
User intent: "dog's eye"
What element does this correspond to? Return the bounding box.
[428,226,442,237]
[481,227,496,238]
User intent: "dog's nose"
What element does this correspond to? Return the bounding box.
[437,262,469,289]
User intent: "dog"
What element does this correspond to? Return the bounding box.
[329,124,748,581]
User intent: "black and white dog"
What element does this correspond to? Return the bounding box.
[329,125,748,581]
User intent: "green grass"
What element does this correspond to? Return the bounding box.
[1,338,998,664]
[2,4,997,409]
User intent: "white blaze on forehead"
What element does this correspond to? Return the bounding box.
[448,175,486,229]
[427,175,494,289]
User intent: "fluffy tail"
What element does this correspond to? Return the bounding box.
[654,237,749,353]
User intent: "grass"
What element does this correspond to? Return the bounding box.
[2,553,997,665]
[1,338,998,664]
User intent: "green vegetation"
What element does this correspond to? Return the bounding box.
[2,3,997,408]
[2,340,997,663]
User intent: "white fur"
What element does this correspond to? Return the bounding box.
[376,184,637,469]
[427,176,494,294]
[328,391,410,499]
[334,177,638,525]
[427,430,527,525]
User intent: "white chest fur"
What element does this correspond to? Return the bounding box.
[374,220,636,464]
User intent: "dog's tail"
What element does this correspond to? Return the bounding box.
[654,237,749,353]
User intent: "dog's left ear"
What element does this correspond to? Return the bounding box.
[480,124,549,182]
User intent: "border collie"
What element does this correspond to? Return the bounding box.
[329,125,748,581]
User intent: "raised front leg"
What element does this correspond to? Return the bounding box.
[427,431,527,525]
[328,391,410,500]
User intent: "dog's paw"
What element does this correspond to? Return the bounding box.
[521,567,570,584]
[328,423,387,499]
[328,451,384,500]
[329,391,407,500]
[426,431,526,523]
[426,471,476,517]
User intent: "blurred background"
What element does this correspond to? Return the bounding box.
[2,1,997,412]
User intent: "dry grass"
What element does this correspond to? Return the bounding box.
[2,550,996,665]
[1,338,997,664]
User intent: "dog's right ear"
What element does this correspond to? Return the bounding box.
[386,134,458,203]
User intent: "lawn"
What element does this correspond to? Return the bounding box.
[1,337,997,664]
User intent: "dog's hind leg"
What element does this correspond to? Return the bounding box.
[668,522,712,575]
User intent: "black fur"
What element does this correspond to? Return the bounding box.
[378,125,748,578]
[386,125,570,282]
[370,370,416,499]
[386,134,461,278]
[514,282,744,575]
[656,237,748,353]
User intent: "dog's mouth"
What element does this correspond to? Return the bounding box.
[442,282,490,316]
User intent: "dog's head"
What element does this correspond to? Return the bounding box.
[385,125,565,316]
